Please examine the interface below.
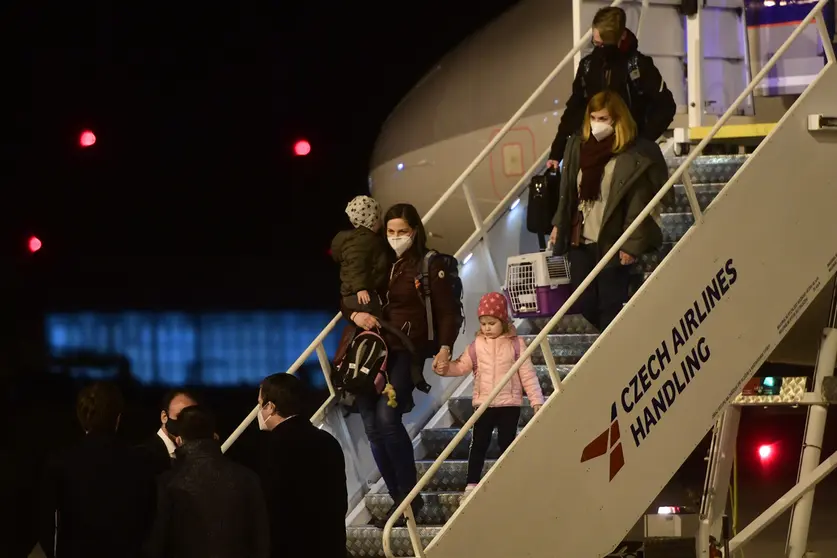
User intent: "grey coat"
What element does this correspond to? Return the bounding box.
[551,135,670,262]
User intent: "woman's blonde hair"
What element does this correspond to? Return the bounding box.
[581,90,637,153]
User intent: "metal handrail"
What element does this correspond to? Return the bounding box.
[383,1,835,555]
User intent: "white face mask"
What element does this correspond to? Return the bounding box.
[591,121,614,141]
[257,405,271,431]
[388,235,414,257]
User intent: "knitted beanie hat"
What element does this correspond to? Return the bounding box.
[477,292,509,323]
[345,195,380,230]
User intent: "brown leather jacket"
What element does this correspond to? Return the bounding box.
[341,252,460,354]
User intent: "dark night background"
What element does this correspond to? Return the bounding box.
[1,3,520,555]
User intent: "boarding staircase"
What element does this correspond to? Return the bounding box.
[344,154,742,557]
[222,0,837,556]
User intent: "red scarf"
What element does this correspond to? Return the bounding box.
[578,135,616,202]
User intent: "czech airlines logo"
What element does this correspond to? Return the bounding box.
[580,402,625,481]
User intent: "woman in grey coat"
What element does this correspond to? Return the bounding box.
[549,90,667,332]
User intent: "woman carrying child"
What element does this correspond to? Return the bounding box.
[434,292,544,500]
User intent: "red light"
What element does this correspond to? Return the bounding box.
[79,130,96,147]
[758,444,774,461]
[28,236,42,253]
[293,140,311,156]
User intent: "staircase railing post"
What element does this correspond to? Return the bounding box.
[686,6,705,128]
[681,166,704,224]
[785,278,837,558]
[540,338,564,394]
[462,182,504,290]
[815,14,836,64]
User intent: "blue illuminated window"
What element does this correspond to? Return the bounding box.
[45,311,340,387]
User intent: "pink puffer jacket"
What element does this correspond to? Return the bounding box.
[441,332,545,407]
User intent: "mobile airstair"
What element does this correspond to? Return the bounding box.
[223,0,837,556]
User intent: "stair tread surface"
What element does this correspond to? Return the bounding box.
[346,526,440,557]
[422,427,525,459]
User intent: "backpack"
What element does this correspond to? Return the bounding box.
[467,338,521,373]
[333,327,389,395]
[418,250,465,356]
[580,52,643,106]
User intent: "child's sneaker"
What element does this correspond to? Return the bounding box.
[460,483,478,506]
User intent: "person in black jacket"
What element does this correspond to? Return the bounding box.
[145,405,269,558]
[39,382,156,558]
[257,373,348,558]
[546,6,677,169]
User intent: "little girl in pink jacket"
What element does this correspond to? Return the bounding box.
[434,291,545,499]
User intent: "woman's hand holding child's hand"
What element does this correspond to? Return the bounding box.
[434,360,450,375]
[432,348,451,375]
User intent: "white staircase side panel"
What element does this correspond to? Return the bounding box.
[425,63,837,558]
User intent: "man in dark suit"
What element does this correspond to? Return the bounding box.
[145,406,269,558]
[257,373,348,558]
[138,390,198,475]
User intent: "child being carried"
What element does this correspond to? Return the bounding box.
[434,292,545,502]
[331,195,390,317]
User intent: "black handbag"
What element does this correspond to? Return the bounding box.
[526,168,560,247]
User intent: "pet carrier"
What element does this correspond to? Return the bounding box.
[504,249,577,319]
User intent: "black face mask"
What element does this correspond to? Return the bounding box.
[165,417,181,437]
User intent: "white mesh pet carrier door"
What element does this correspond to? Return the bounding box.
[546,254,571,282]
[507,261,538,313]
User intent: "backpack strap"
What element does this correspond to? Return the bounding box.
[420,250,438,342]
[468,342,478,373]
[627,53,641,88]
[581,58,592,97]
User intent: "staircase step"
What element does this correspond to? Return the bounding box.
[666,154,746,184]
[346,525,440,557]
[421,427,524,459]
[637,243,673,273]
[665,183,723,213]
[346,524,643,556]
[521,333,598,365]
[534,365,573,393]
[660,213,694,244]
[517,313,597,335]
[366,492,461,524]
[415,459,495,491]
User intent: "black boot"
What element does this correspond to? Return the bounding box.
[372,494,424,529]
